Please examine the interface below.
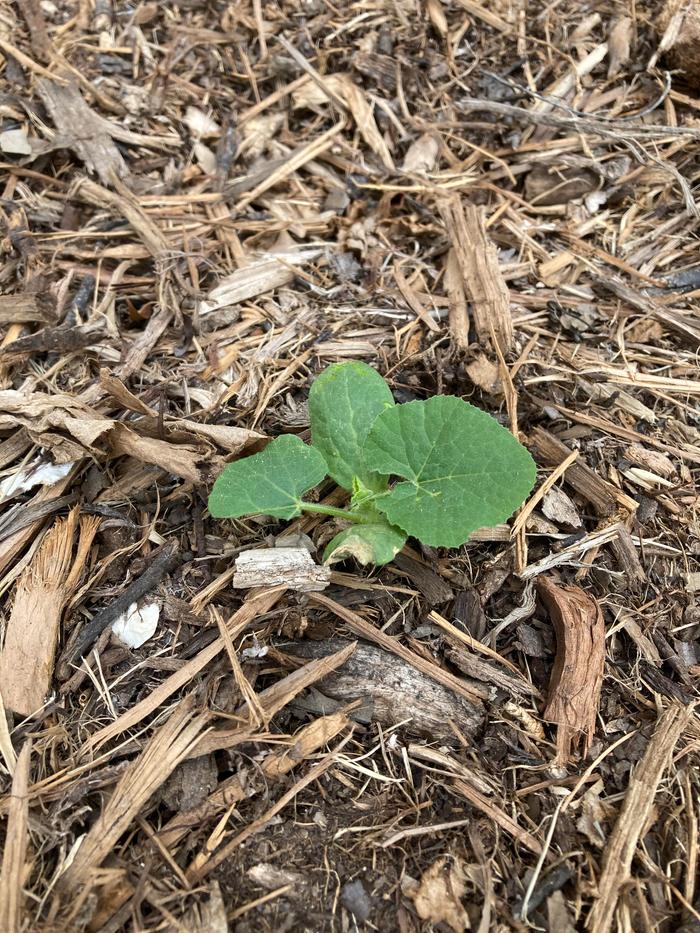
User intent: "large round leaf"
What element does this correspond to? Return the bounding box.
[364,396,536,547]
[208,434,327,520]
[309,361,394,493]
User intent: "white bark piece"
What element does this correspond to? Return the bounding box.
[112,602,160,649]
[233,548,330,592]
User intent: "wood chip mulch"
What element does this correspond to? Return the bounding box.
[1,0,699,930]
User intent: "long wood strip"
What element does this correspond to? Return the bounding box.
[0,742,31,933]
[587,703,694,932]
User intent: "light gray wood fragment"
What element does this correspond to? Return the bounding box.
[233,547,330,592]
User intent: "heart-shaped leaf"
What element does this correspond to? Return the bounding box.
[365,396,536,547]
[208,434,327,520]
[324,522,407,567]
[309,361,394,492]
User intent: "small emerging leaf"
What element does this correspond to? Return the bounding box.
[365,396,536,547]
[208,434,327,520]
[309,361,394,492]
[324,522,407,567]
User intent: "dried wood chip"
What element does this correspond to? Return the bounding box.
[607,17,632,78]
[38,79,128,184]
[542,486,582,528]
[0,292,57,324]
[537,577,605,763]
[198,246,324,314]
[444,247,470,350]
[287,638,483,737]
[407,856,470,933]
[233,547,331,592]
[312,593,489,705]
[0,389,230,482]
[401,133,439,173]
[452,777,543,854]
[439,197,513,353]
[0,509,97,716]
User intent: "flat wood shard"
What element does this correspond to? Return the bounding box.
[439,196,513,353]
[537,576,605,764]
[233,547,331,592]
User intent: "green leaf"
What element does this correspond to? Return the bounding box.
[309,361,394,492]
[364,396,536,547]
[208,434,327,520]
[324,522,407,567]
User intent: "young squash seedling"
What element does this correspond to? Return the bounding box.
[209,362,537,566]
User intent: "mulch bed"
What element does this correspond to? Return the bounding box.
[1,0,699,930]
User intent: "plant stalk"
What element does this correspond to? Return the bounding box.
[300,502,361,522]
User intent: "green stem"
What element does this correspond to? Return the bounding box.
[300,502,361,522]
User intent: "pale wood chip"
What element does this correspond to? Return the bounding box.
[0,508,83,716]
[233,547,331,592]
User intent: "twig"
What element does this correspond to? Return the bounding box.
[58,539,180,676]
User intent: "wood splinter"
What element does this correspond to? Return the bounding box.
[0,508,99,717]
[537,576,605,764]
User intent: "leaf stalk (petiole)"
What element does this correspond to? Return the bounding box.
[299,502,361,522]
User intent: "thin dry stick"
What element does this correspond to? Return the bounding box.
[587,703,695,932]
[452,778,543,854]
[0,741,31,933]
[511,449,579,537]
